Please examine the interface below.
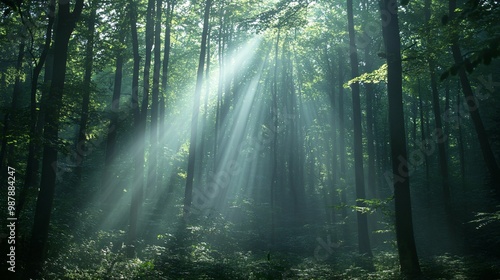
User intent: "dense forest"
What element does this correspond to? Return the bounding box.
[0,0,499,279]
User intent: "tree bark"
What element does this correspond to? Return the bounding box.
[184,0,212,217]
[0,41,24,177]
[347,0,372,257]
[29,0,84,276]
[449,0,500,192]
[425,0,451,214]
[149,0,162,192]
[127,0,143,258]
[17,0,55,219]
[337,49,349,244]
[102,25,126,211]
[379,0,421,276]
[74,0,97,190]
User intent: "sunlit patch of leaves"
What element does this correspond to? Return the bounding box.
[346,63,388,87]
[469,208,500,229]
[43,231,164,279]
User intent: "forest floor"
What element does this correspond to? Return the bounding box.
[36,227,500,280]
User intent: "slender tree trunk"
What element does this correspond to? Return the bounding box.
[149,0,162,192]
[270,28,280,245]
[141,0,155,194]
[184,0,212,217]
[161,0,174,103]
[214,1,225,168]
[74,0,97,190]
[429,64,451,206]
[364,47,377,199]
[412,98,417,149]
[418,80,430,185]
[456,85,465,178]
[102,27,126,210]
[425,0,451,215]
[347,0,372,257]
[0,41,24,176]
[379,0,421,276]
[325,47,338,230]
[127,0,143,258]
[29,0,84,276]
[196,21,211,184]
[159,0,174,190]
[449,0,500,192]
[294,44,306,224]
[444,82,450,139]
[337,49,349,244]
[17,0,55,219]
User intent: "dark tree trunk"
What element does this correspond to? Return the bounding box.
[456,85,465,178]
[429,64,452,205]
[449,0,500,192]
[102,26,126,210]
[425,0,451,214]
[184,0,212,217]
[337,49,349,244]
[127,0,143,258]
[364,47,377,200]
[196,21,211,185]
[418,80,430,184]
[270,28,280,245]
[74,0,97,189]
[0,41,24,176]
[149,0,162,192]
[141,0,155,195]
[379,0,421,276]
[347,0,372,257]
[214,1,225,167]
[159,0,174,190]
[29,0,84,276]
[17,0,55,219]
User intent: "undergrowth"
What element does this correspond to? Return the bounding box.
[39,226,500,280]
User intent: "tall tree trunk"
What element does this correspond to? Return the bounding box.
[159,0,174,190]
[0,41,24,176]
[429,64,452,206]
[184,0,212,217]
[325,47,338,230]
[337,49,349,244]
[141,0,155,194]
[127,0,143,258]
[418,80,430,185]
[196,21,211,185]
[364,47,377,199]
[74,0,97,190]
[449,0,500,192]
[379,0,421,276]
[456,85,465,178]
[270,28,280,245]
[214,1,225,168]
[149,0,162,192]
[29,0,84,276]
[425,0,451,216]
[17,0,55,219]
[347,0,372,257]
[102,26,126,211]
[444,82,450,139]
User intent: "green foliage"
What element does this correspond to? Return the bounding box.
[346,64,388,87]
[243,0,310,31]
[420,254,500,279]
[43,230,163,279]
[469,207,500,229]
